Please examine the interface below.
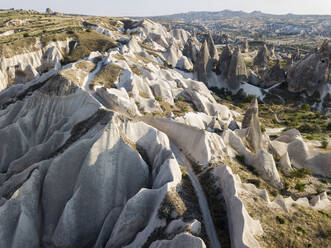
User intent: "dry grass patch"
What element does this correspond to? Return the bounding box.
[90,63,122,89]
[59,68,87,86]
[244,195,331,248]
[75,60,96,72]
[63,30,117,63]
[129,64,142,76]
[158,190,187,221]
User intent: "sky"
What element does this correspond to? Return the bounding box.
[1,0,331,17]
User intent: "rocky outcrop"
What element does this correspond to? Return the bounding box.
[261,60,286,88]
[150,233,206,248]
[274,130,331,178]
[205,32,219,64]
[242,97,262,152]
[0,40,71,90]
[183,36,201,63]
[287,41,330,95]
[226,47,247,89]
[0,76,190,248]
[195,40,213,84]
[242,40,249,53]
[217,45,232,78]
[254,44,270,67]
[213,164,263,248]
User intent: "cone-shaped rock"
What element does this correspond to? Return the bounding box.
[254,44,270,67]
[183,36,201,64]
[196,40,213,83]
[226,46,247,89]
[242,97,263,152]
[217,45,232,77]
[205,32,219,63]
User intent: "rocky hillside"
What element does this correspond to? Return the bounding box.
[0,9,330,248]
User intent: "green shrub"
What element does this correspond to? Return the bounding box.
[246,94,254,103]
[276,216,285,224]
[290,168,312,178]
[321,140,328,149]
[23,33,29,37]
[177,96,184,101]
[225,95,232,101]
[155,96,162,102]
[295,181,306,192]
[301,104,310,111]
[298,123,321,133]
[320,178,328,184]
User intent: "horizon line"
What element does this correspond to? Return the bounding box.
[2,7,331,18]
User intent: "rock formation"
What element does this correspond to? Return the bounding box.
[254,44,270,67]
[287,41,330,95]
[261,59,286,88]
[0,12,330,248]
[195,40,213,84]
[242,97,263,152]
[205,32,219,64]
[216,45,232,77]
[242,40,249,53]
[183,36,201,64]
[226,46,247,89]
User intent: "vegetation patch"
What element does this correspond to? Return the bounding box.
[158,190,187,222]
[75,60,96,72]
[63,30,117,63]
[290,168,312,179]
[199,170,231,248]
[90,63,122,89]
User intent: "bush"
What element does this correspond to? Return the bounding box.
[320,178,328,184]
[276,216,285,224]
[155,96,162,102]
[177,96,184,101]
[290,168,312,178]
[225,95,232,101]
[295,181,306,192]
[298,123,321,133]
[246,94,255,103]
[301,104,310,111]
[23,33,29,37]
[321,140,328,149]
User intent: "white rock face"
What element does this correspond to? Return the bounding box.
[0,76,188,248]
[213,164,263,248]
[150,233,206,248]
[274,129,331,178]
[0,39,70,90]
